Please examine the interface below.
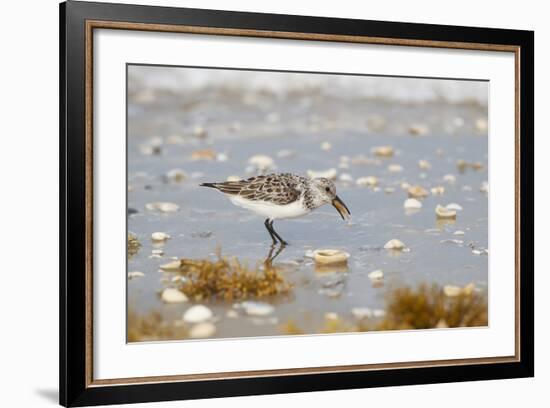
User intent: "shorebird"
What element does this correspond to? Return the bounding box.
[200,173,350,245]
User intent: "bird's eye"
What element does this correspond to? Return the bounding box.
[325,187,330,192]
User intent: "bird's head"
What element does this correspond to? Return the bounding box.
[311,178,351,220]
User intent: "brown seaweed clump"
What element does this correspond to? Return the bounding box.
[175,255,292,302]
[377,283,488,330]
[127,310,188,342]
[127,232,141,259]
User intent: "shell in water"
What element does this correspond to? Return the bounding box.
[313,249,350,265]
[435,205,457,219]
[383,239,406,250]
[408,185,428,198]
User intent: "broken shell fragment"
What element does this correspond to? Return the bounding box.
[159,260,181,272]
[367,270,384,281]
[313,249,350,265]
[408,185,429,198]
[443,285,462,297]
[191,149,217,161]
[404,198,422,209]
[320,141,332,151]
[146,202,180,213]
[388,164,403,173]
[161,288,188,304]
[307,168,337,180]
[435,205,457,219]
[371,145,394,157]
[151,232,170,241]
[383,239,406,250]
[418,159,432,170]
[443,174,456,184]
[351,307,373,319]
[165,168,187,183]
[188,322,216,338]
[356,176,378,187]
[183,305,213,323]
[408,124,430,136]
[239,301,275,316]
[430,186,445,195]
[128,271,145,280]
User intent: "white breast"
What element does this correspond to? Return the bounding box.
[229,195,310,220]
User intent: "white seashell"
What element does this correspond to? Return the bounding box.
[368,270,384,281]
[240,301,274,316]
[404,198,422,209]
[443,174,456,184]
[165,168,187,183]
[356,176,378,187]
[401,182,411,190]
[431,186,445,195]
[146,202,179,213]
[226,175,241,182]
[408,185,428,198]
[371,145,394,157]
[307,168,337,180]
[320,141,332,151]
[313,249,350,265]
[435,205,457,219]
[304,250,315,259]
[248,155,275,171]
[128,271,145,280]
[454,230,465,236]
[443,285,462,297]
[418,159,432,170]
[183,305,213,323]
[159,260,181,272]
[188,322,216,338]
[161,288,188,303]
[351,307,373,319]
[472,249,483,255]
[388,164,403,173]
[384,239,406,250]
[152,248,164,256]
[151,232,170,241]
[446,203,463,211]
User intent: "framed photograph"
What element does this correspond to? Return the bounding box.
[60,1,534,406]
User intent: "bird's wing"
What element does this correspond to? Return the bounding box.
[206,174,303,205]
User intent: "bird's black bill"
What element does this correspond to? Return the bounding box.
[332,195,351,220]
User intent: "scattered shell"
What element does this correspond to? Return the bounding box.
[239,301,275,316]
[418,159,432,170]
[440,239,464,245]
[320,141,332,151]
[480,181,489,193]
[307,168,337,180]
[161,288,188,303]
[152,248,164,256]
[165,168,187,183]
[248,155,275,172]
[435,205,457,219]
[443,285,462,297]
[351,307,373,319]
[372,145,394,157]
[191,149,217,161]
[128,271,145,280]
[457,159,483,173]
[408,185,428,198]
[384,187,396,194]
[151,232,170,241]
[383,239,406,250]
[446,203,463,211]
[189,322,216,338]
[338,173,354,183]
[443,174,456,184]
[472,249,483,255]
[356,176,378,187]
[367,270,384,281]
[313,249,350,265]
[452,231,465,237]
[475,118,488,132]
[388,164,403,173]
[146,202,180,213]
[408,124,429,136]
[401,182,411,190]
[159,260,181,272]
[430,186,445,195]
[404,198,422,209]
[183,305,213,323]
[226,175,241,182]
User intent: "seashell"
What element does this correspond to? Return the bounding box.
[239,301,274,316]
[159,260,181,272]
[226,175,241,182]
[457,160,483,173]
[165,168,187,183]
[443,285,462,297]
[356,176,378,187]
[408,124,429,136]
[418,159,432,170]
[338,173,354,183]
[404,198,422,209]
[472,249,483,255]
[435,205,457,219]
[475,118,488,132]
[454,230,465,236]
[152,249,164,256]
[146,202,180,213]
[151,232,170,241]
[383,239,406,250]
[320,141,332,151]
[127,271,145,280]
[443,174,456,184]
[401,182,411,190]
[388,164,403,173]
[307,168,337,180]
[367,270,384,281]
[325,312,339,320]
[161,288,188,303]
[248,154,275,171]
[430,186,445,195]
[189,322,216,338]
[408,185,428,198]
[371,145,394,157]
[446,203,463,211]
[183,305,213,323]
[373,309,386,318]
[191,149,216,161]
[351,307,373,319]
[313,249,350,265]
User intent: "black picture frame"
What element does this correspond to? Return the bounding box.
[60,1,534,406]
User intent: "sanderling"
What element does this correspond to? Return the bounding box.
[200,173,350,245]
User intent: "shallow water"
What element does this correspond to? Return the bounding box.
[127,80,488,340]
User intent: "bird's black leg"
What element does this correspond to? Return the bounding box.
[269,220,288,246]
[264,218,278,245]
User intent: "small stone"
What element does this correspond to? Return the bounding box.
[320,141,332,151]
[435,205,457,219]
[239,301,274,316]
[193,125,208,138]
[368,270,384,281]
[454,230,465,236]
[189,322,216,338]
[339,173,353,183]
[404,198,422,209]
[313,249,350,265]
[159,261,181,272]
[351,307,373,319]
[431,186,445,195]
[388,164,403,173]
[384,239,406,250]
[183,305,213,323]
[356,176,378,187]
[152,249,164,256]
[408,185,429,198]
[372,145,394,157]
[443,285,462,297]
[384,187,396,194]
[216,153,228,162]
[307,168,337,180]
[151,232,170,241]
[128,271,145,280]
[408,124,429,136]
[443,174,456,184]
[161,288,188,303]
